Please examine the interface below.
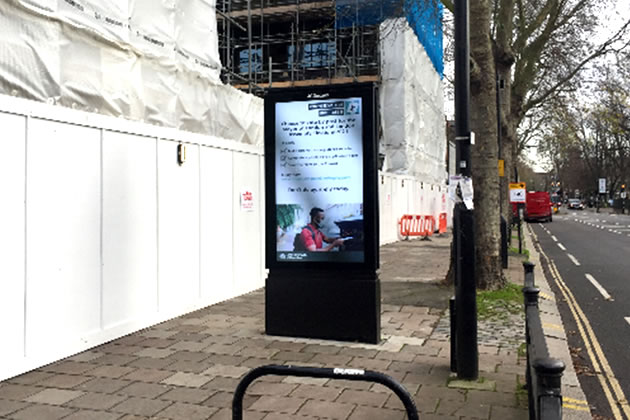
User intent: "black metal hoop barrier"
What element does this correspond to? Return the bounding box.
[232,364,420,420]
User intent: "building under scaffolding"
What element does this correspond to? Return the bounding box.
[217,0,443,94]
[217,0,446,184]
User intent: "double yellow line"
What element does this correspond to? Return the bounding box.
[563,397,590,412]
[531,228,630,419]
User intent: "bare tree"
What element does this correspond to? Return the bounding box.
[441,0,630,289]
[539,59,630,200]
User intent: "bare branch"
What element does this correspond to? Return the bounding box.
[525,18,630,112]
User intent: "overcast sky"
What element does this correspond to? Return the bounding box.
[530,2,630,172]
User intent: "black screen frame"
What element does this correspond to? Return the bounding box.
[264,83,379,272]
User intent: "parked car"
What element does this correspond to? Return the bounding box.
[567,198,584,210]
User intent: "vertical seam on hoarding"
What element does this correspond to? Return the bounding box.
[156,138,160,312]
[198,145,202,299]
[232,151,236,295]
[261,154,265,284]
[23,114,29,357]
[99,129,104,329]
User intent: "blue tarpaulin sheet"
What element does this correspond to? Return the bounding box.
[335,0,443,77]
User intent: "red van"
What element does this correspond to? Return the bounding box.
[512,191,553,222]
[525,191,553,222]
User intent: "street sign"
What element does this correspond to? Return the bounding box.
[599,178,606,194]
[509,182,526,203]
[621,192,627,199]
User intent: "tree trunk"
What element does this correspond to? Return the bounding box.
[501,126,516,224]
[501,111,520,228]
[469,0,505,290]
[495,0,516,236]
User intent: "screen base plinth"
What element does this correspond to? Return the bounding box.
[265,269,381,344]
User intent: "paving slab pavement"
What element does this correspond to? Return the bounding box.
[0,231,588,419]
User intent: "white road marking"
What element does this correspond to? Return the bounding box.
[558,243,567,251]
[551,235,558,242]
[585,274,613,301]
[625,317,630,327]
[567,254,581,266]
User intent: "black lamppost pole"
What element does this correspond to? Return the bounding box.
[454,0,471,179]
[452,0,478,380]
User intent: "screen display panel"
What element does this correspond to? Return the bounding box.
[274,97,365,263]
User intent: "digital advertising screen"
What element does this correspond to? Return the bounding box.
[265,84,377,268]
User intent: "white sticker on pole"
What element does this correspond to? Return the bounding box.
[461,178,474,209]
[448,175,462,203]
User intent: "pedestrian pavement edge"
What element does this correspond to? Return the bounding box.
[523,222,592,419]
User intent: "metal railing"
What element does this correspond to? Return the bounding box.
[522,261,565,420]
[232,364,419,420]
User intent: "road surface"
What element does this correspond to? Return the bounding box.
[529,209,630,420]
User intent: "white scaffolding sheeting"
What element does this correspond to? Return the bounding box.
[0,0,263,145]
[379,18,446,184]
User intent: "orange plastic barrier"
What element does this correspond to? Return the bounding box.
[438,212,447,234]
[425,216,435,236]
[399,215,435,238]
